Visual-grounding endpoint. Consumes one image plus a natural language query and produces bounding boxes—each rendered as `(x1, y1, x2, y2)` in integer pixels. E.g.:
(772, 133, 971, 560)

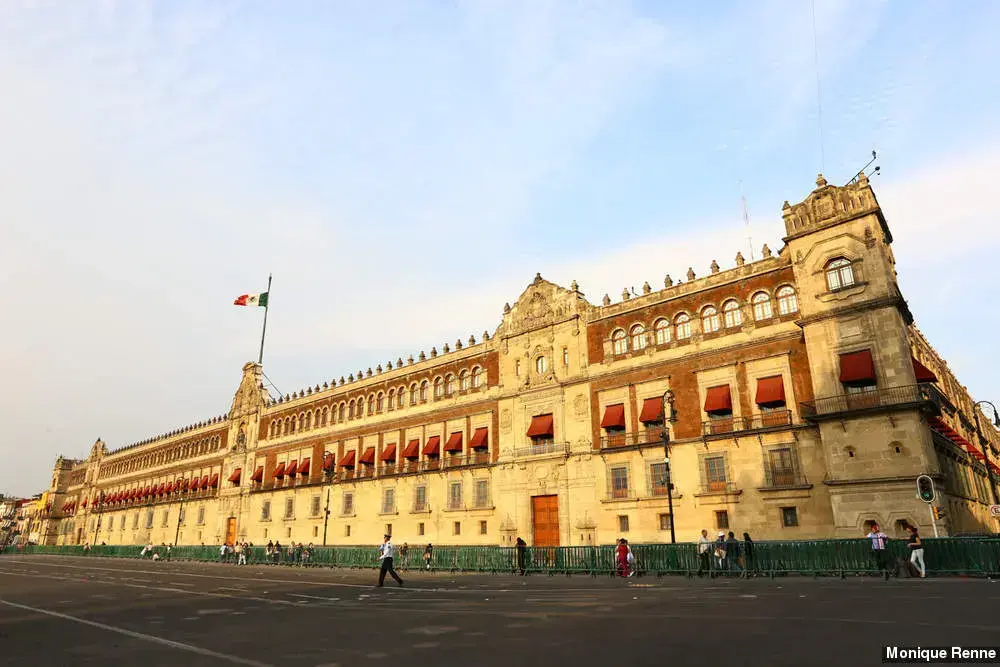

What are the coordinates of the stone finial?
(816, 173, 828, 188)
(533, 272, 543, 284)
(602, 293, 611, 306)
(306, 387, 312, 395)
(762, 243, 772, 258)
(503, 302, 511, 314)
(469, 335, 476, 345)
(710, 260, 720, 274)
(292, 391, 298, 399)
(570, 279, 579, 292)
(408, 355, 415, 365)
(348, 374, 354, 382)
(443, 343, 450, 353)
(339, 376, 345, 385)
(357, 370, 363, 380)
(376, 364, 383, 374)
(622, 288, 630, 301)
(419, 351, 426, 361)
(686, 267, 696, 281)
(483, 331, 490, 341)
(323, 381, 329, 389)
(664, 274, 673, 288)
(315, 384, 320, 391)
(366, 368, 372, 377)
(782, 200, 790, 209)
(385, 361, 392, 371)
(430, 347, 438, 358)
(397, 357, 403, 367)
(455, 338, 462, 350)
(642, 281, 651, 294)
(735, 251, 745, 266)
(283, 394, 290, 401)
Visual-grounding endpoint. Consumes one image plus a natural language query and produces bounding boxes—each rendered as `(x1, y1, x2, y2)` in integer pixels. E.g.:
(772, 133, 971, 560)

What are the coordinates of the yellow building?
(40, 173, 1000, 547)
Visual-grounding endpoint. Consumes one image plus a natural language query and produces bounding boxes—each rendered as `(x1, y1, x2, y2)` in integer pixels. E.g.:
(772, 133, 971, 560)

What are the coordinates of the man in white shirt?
(866, 524, 889, 574)
(377, 534, 404, 587)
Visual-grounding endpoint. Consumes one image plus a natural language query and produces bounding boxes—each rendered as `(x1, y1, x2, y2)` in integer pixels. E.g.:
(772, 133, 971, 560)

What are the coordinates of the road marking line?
(289, 593, 342, 602)
(0, 598, 275, 667)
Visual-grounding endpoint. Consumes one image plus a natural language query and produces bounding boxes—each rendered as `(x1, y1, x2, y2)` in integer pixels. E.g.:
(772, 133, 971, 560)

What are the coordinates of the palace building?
(37, 173, 1000, 548)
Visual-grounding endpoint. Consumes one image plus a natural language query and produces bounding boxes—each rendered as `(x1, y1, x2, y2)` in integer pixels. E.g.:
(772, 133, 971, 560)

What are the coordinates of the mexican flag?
(234, 292, 269, 307)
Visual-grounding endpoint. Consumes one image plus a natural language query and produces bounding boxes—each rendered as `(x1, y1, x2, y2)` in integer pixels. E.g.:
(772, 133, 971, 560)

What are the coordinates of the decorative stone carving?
(455, 339, 462, 350)
(483, 331, 490, 341)
(642, 281, 651, 294)
(348, 374, 354, 382)
(687, 267, 696, 281)
(504, 302, 511, 314)
(762, 243, 772, 258)
(602, 294, 611, 306)
(500, 409, 512, 433)
(397, 358, 404, 367)
(735, 251, 745, 266)
(407, 356, 414, 365)
(710, 260, 720, 274)
(443, 343, 450, 353)
(573, 394, 588, 418)
(621, 288, 630, 301)
(339, 376, 345, 385)
(366, 368, 372, 377)
(469, 335, 476, 346)
(376, 364, 382, 373)
(230, 363, 270, 418)
(570, 280, 579, 292)
(664, 274, 673, 287)
(419, 351, 426, 361)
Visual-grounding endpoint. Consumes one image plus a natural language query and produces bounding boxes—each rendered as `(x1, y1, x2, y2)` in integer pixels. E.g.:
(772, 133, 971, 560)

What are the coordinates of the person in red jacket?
(615, 538, 629, 577)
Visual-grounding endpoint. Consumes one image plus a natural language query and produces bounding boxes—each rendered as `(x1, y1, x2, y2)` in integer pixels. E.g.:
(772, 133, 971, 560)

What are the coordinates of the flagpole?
(258, 274, 272, 366)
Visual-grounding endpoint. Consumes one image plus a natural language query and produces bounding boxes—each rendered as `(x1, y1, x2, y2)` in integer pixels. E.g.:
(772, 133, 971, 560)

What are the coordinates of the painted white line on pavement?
(0, 598, 276, 667)
(288, 593, 342, 602)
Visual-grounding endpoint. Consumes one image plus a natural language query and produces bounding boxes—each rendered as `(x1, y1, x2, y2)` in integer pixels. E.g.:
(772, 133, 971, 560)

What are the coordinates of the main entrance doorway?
(531, 495, 560, 546)
(225, 517, 237, 546)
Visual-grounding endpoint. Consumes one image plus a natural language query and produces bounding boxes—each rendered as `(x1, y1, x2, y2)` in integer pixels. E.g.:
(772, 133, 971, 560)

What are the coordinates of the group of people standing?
(696, 530, 754, 576)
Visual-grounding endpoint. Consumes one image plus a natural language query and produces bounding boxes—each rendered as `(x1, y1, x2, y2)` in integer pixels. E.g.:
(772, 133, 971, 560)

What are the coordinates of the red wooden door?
(225, 517, 237, 546)
(531, 495, 560, 546)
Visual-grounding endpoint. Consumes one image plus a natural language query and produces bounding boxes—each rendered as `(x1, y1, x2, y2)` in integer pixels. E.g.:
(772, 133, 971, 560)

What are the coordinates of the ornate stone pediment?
(501, 273, 593, 336)
(230, 362, 269, 418)
(88, 439, 106, 461)
(782, 172, 883, 240)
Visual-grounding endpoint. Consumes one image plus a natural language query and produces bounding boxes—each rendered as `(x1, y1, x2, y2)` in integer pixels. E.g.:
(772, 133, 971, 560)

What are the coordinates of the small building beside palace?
(36, 173, 1000, 548)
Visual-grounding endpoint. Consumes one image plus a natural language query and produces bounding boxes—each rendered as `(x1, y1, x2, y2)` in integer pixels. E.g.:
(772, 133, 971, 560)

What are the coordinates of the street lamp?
(322, 487, 331, 546)
(661, 389, 679, 544)
(973, 401, 1000, 507)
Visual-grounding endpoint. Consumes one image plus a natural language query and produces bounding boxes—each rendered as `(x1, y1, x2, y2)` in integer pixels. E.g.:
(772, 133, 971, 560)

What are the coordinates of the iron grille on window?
(473, 480, 490, 508)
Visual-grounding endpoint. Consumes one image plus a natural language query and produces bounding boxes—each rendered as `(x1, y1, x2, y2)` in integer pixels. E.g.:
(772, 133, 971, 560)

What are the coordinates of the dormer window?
(826, 258, 856, 291)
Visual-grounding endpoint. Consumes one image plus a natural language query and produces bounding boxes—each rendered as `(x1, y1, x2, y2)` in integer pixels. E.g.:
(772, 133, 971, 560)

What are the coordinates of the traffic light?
(916, 475, 936, 503)
(932, 506, 945, 521)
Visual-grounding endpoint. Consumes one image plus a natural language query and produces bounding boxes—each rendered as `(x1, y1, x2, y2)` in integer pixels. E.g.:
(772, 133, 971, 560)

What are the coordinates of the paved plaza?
(0, 555, 997, 666)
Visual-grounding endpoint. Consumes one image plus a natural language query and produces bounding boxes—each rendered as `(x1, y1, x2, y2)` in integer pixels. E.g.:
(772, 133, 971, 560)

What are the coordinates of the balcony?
(696, 481, 740, 496)
(411, 502, 431, 513)
(599, 429, 664, 451)
(513, 440, 571, 459)
(442, 451, 491, 469)
(800, 384, 933, 421)
(761, 465, 810, 490)
(701, 410, 793, 438)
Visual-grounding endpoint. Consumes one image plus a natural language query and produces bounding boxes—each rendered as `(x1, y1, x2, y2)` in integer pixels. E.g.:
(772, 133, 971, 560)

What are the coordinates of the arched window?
(321, 406, 329, 426)
(826, 258, 855, 291)
(338, 403, 346, 421)
(675, 313, 691, 340)
(702, 306, 720, 333)
(397, 386, 405, 408)
(290, 417, 296, 433)
(723, 300, 742, 328)
(348, 400, 355, 419)
(376, 392, 385, 413)
(434, 377, 444, 398)
(472, 366, 483, 389)
(611, 329, 627, 355)
(630, 324, 647, 351)
(536, 356, 548, 374)
(654, 318, 671, 345)
(304, 412, 312, 430)
(459, 370, 470, 391)
(410, 383, 419, 405)
(776, 286, 798, 315)
(367, 395, 375, 415)
(283, 417, 291, 435)
(387, 390, 395, 410)
(420, 381, 429, 402)
(446, 374, 457, 395)
(752, 292, 772, 321)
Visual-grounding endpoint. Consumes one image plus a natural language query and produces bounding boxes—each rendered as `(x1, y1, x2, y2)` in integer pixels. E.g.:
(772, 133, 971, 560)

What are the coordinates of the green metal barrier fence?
(4, 538, 1000, 578)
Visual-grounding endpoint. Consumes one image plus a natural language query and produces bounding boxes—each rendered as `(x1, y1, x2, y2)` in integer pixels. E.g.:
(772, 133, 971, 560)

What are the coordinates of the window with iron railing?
(473, 480, 490, 508)
(609, 465, 631, 499)
(448, 482, 463, 510)
(341, 493, 354, 516)
(381, 488, 395, 514)
(413, 485, 428, 512)
(648, 462, 669, 497)
(310, 496, 321, 517)
(764, 447, 802, 487)
(700, 454, 731, 493)
(284, 497, 294, 520)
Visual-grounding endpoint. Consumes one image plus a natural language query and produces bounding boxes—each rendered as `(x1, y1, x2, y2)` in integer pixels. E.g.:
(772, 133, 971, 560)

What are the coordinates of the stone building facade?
(38, 174, 1000, 547)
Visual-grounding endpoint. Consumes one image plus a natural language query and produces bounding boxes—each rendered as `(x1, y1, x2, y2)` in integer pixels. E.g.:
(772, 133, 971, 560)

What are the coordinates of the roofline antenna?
(848, 149, 880, 185)
(741, 180, 754, 262)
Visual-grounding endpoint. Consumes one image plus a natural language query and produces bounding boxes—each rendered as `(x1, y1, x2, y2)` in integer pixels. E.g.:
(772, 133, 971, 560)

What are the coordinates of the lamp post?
(661, 389, 679, 544)
(173, 487, 187, 547)
(322, 483, 331, 547)
(973, 401, 1000, 507)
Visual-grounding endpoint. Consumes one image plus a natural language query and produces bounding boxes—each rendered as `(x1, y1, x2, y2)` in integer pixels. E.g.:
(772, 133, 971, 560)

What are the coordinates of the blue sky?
(1, 0, 998, 496)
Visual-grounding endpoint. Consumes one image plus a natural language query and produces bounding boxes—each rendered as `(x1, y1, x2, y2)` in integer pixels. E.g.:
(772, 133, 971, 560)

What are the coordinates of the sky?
(1, 0, 999, 497)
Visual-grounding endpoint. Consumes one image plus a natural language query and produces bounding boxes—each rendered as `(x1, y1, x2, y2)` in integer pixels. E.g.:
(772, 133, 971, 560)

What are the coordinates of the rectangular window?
(658, 513, 671, 531)
(161, 510, 169, 527)
(479, 520, 487, 535)
(768, 448, 796, 487)
(178, 507, 186, 524)
(132, 513, 139, 530)
(342, 493, 354, 516)
(382, 488, 395, 514)
(310, 496, 321, 517)
(715, 510, 729, 530)
(261, 501, 271, 521)
(474, 480, 489, 508)
(345, 524, 351, 537)
(649, 462, 668, 496)
(453, 521, 461, 535)
(145, 511, 153, 529)
(610, 465, 630, 499)
(563, 348, 569, 367)
(286, 527, 292, 539)
(448, 482, 463, 510)
(782, 507, 799, 527)
(385, 523, 392, 536)
(414, 485, 427, 512)
(197, 506, 205, 524)
(704, 455, 728, 491)
(284, 497, 294, 520)
(618, 515, 629, 532)
(418, 522, 425, 536)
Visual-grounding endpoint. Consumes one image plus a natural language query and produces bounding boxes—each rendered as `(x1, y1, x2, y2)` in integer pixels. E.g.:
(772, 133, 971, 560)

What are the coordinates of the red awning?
(527, 414, 554, 437)
(323, 453, 335, 470)
(228, 468, 242, 484)
(423, 436, 441, 456)
(179, 478, 189, 492)
(285, 460, 299, 476)
(444, 432, 464, 452)
(165, 482, 175, 494)
(704, 385, 733, 414)
(638, 398, 663, 423)
(339, 450, 356, 467)
(359, 447, 376, 465)
(157, 484, 167, 496)
(297, 458, 310, 476)
(469, 427, 489, 449)
(144, 485, 153, 497)
(273, 462, 286, 478)
(209, 473, 219, 487)
(380, 444, 397, 462)
(912, 357, 938, 383)
(600, 404, 626, 429)
(402, 439, 420, 459)
(755, 376, 786, 406)
(190, 478, 201, 491)
(81, 498, 88, 508)
(251, 466, 264, 482)
(839, 350, 876, 384)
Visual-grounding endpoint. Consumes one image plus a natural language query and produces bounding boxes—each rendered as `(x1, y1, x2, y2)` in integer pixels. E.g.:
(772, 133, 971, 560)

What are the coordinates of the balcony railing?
(800, 384, 929, 419)
(411, 502, 430, 513)
(600, 430, 664, 450)
(698, 480, 739, 495)
(701, 410, 793, 437)
(442, 451, 491, 468)
(514, 440, 571, 458)
(762, 465, 809, 489)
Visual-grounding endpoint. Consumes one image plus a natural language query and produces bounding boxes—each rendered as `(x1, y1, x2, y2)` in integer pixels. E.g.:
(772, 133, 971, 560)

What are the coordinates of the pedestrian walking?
(742, 532, 755, 575)
(615, 538, 629, 577)
(423, 543, 433, 570)
(907, 525, 926, 578)
(399, 542, 409, 570)
(515, 536, 527, 575)
(866, 523, 889, 574)
(696, 529, 711, 576)
(377, 534, 404, 587)
(726, 531, 742, 575)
